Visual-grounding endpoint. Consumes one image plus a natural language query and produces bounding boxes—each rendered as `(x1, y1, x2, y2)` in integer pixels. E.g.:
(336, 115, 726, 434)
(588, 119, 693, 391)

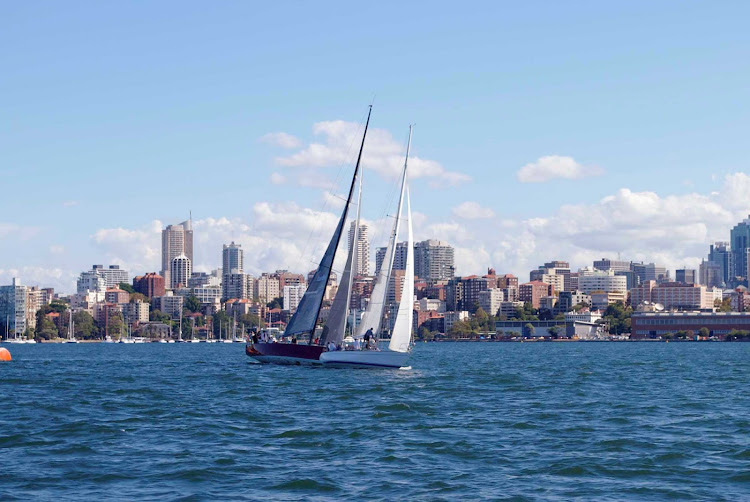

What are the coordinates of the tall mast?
(342, 168, 363, 337)
(309, 106, 372, 342)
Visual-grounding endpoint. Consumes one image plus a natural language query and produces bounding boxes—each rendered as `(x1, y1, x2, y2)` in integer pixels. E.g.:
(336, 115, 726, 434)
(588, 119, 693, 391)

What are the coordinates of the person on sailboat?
(363, 328, 373, 350)
(327, 341, 337, 352)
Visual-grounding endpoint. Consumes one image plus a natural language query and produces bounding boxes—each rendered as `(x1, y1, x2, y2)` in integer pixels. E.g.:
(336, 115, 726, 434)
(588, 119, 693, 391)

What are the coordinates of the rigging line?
(294, 110, 369, 271)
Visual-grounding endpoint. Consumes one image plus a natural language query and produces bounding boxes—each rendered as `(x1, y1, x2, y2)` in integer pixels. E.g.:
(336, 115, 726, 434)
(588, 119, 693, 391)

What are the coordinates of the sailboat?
(246, 109, 415, 368)
(65, 310, 79, 343)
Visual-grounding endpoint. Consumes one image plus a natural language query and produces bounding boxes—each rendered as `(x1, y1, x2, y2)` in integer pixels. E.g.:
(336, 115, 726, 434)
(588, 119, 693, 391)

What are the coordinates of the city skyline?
(3, 3, 750, 292)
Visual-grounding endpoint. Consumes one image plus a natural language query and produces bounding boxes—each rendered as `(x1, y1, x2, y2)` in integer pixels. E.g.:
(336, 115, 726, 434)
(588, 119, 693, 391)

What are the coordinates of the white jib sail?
(356, 127, 411, 339)
(389, 186, 413, 353)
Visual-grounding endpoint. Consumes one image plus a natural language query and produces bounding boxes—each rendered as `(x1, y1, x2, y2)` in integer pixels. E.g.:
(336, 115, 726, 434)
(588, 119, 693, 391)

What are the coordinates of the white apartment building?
(170, 254, 192, 289)
(283, 285, 306, 313)
(123, 300, 150, 325)
(255, 274, 280, 302)
(0, 278, 28, 337)
(578, 267, 628, 294)
(348, 221, 370, 277)
(417, 298, 446, 313)
(478, 288, 504, 316)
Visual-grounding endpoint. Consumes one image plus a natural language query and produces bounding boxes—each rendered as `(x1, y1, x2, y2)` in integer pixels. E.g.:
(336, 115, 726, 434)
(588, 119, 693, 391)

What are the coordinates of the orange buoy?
(0, 348, 11, 361)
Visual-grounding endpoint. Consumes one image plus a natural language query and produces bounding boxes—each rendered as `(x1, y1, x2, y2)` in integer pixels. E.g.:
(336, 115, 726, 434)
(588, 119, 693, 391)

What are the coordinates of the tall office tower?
(348, 221, 370, 276)
(222, 242, 243, 276)
(699, 260, 723, 288)
(730, 216, 750, 281)
(375, 242, 409, 276)
(707, 241, 734, 286)
(170, 254, 192, 289)
(414, 240, 455, 282)
(162, 219, 193, 286)
(593, 258, 631, 273)
(631, 262, 669, 284)
(675, 269, 697, 285)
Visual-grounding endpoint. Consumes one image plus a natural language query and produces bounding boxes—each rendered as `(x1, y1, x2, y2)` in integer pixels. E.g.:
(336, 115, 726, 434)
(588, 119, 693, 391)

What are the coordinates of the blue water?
(1, 342, 749, 501)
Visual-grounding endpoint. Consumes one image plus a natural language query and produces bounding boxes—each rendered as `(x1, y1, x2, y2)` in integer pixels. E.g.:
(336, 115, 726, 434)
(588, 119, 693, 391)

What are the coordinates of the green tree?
(184, 295, 201, 313)
(699, 327, 710, 338)
(37, 315, 58, 339)
(266, 296, 283, 310)
(524, 323, 536, 337)
(130, 292, 148, 303)
(150, 309, 171, 322)
(107, 311, 125, 340)
(119, 282, 136, 294)
(448, 320, 472, 338)
(48, 299, 68, 313)
(73, 311, 96, 339)
(547, 325, 561, 339)
(715, 298, 732, 312)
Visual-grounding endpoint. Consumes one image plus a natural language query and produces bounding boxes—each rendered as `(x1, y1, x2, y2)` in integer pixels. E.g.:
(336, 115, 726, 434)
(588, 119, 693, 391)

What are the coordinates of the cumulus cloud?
(260, 132, 302, 149)
(79, 172, 750, 293)
(271, 120, 470, 186)
(0, 266, 77, 292)
(517, 155, 603, 183)
(269, 172, 286, 185)
(452, 201, 496, 219)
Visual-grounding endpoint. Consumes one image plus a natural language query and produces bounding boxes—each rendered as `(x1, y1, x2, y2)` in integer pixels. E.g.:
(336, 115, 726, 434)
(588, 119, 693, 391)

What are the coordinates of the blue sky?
(3, 1, 750, 292)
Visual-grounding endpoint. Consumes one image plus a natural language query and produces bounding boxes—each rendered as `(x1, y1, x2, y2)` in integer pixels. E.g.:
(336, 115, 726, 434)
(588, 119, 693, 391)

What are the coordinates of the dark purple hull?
(246, 342, 325, 365)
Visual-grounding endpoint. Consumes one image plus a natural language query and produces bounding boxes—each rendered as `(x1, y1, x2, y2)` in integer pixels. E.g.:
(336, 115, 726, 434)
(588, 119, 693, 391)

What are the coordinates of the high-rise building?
(631, 262, 669, 284)
(222, 242, 243, 276)
(730, 216, 750, 281)
(170, 254, 192, 289)
(133, 273, 166, 298)
(414, 240, 455, 282)
(593, 258, 631, 273)
(375, 242, 409, 276)
(255, 274, 280, 302)
(675, 269, 697, 285)
(162, 219, 193, 286)
(699, 260, 723, 289)
(283, 285, 307, 313)
(707, 241, 734, 286)
(223, 272, 252, 301)
(0, 278, 28, 337)
(348, 221, 370, 277)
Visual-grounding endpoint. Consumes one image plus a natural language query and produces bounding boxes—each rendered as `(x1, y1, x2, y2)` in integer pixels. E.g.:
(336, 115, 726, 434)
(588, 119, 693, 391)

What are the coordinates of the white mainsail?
(356, 127, 411, 339)
(388, 186, 413, 353)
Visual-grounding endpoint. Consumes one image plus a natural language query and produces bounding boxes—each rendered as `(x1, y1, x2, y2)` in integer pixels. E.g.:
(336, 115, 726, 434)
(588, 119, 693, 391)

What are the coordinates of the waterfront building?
(161, 219, 193, 286)
(631, 311, 750, 338)
(414, 239, 455, 282)
(460, 275, 492, 312)
(494, 319, 601, 339)
(132, 273, 166, 298)
(348, 221, 370, 276)
(539, 296, 558, 312)
(444, 310, 469, 332)
(564, 310, 602, 323)
(591, 291, 626, 310)
(222, 242, 243, 277)
(123, 299, 149, 325)
(0, 278, 28, 337)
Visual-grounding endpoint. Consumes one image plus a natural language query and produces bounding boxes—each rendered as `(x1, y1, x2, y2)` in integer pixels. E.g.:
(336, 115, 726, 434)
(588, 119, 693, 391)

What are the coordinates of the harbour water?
(1, 342, 749, 500)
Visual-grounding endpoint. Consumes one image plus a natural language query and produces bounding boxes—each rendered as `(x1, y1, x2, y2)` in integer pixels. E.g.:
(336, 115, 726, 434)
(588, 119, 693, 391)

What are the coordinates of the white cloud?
(0, 223, 39, 241)
(452, 201, 496, 219)
(517, 155, 603, 183)
(269, 172, 286, 185)
(62, 200, 79, 207)
(260, 132, 302, 149)
(0, 266, 77, 293)
(49, 245, 65, 255)
(271, 120, 470, 187)
(80, 172, 750, 293)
